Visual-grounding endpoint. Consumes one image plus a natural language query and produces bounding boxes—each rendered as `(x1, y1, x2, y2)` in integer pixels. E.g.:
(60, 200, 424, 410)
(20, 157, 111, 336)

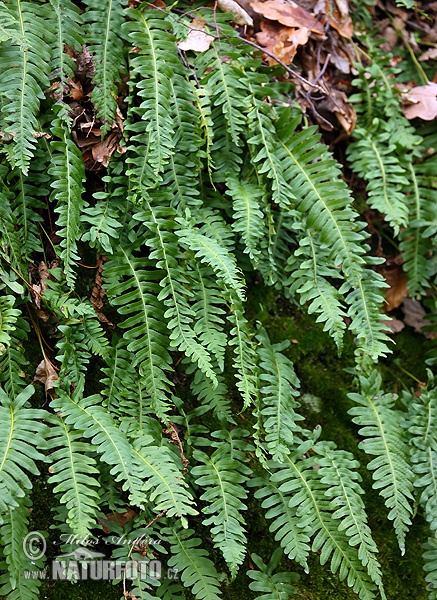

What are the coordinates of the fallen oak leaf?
(403, 82, 437, 121)
(34, 357, 59, 393)
(255, 20, 309, 65)
(178, 18, 215, 52)
(217, 0, 253, 26)
(251, 0, 324, 35)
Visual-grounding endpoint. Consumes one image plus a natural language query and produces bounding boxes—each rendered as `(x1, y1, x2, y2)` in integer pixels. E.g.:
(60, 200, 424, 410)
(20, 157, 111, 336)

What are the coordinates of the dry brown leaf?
(217, 0, 253, 25)
(67, 78, 83, 101)
(383, 265, 409, 312)
(403, 82, 437, 121)
(178, 18, 215, 52)
(402, 299, 437, 339)
(255, 19, 309, 65)
(328, 0, 353, 38)
(420, 47, 437, 62)
(98, 508, 138, 533)
(91, 132, 121, 167)
(34, 357, 59, 393)
(383, 318, 405, 334)
(251, 0, 324, 34)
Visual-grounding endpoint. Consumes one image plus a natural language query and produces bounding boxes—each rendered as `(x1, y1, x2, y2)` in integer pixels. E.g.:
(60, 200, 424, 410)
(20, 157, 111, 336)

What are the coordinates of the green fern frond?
(405, 381, 437, 533)
(50, 389, 146, 508)
(247, 548, 299, 600)
(0, 295, 20, 350)
(0, 385, 47, 518)
(271, 445, 378, 600)
(286, 231, 347, 351)
(47, 414, 100, 537)
(226, 176, 265, 265)
(134, 202, 217, 385)
(0, 496, 44, 600)
(0, 0, 54, 173)
(423, 536, 437, 600)
(348, 371, 415, 554)
(49, 118, 86, 287)
(83, 0, 125, 135)
(131, 434, 197, 526)
(315, 443, 385, 595)
(162, 524, 222, 600)
(0, 315, 28, 399)
(251, 473, 311, 572)
(347, 129, 409, 234)
(49, 0, 82, 94)
(104, 240, 174, 420)
(192, 438, 248, 577)
(256, 326, 302, 462)
(124, 9, 177, 177)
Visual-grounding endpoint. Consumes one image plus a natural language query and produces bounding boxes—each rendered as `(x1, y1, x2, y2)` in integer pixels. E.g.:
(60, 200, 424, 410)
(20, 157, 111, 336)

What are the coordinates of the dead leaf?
(402, 299, 437, 339)
(419, 47, 437, 62)
(383, 264, 409, 312)
(251, 0, 324, 35)
(98, 508, 138, 533)
(178, 18, 215, 53)
(90, 255, 114, 326)
(91, 132, 121, 167)
(255, 19, 309, 65)
(217, 0, 254, 26)
(34, 357, 59, 393)
(383, 318, 405, 334)
(403, 82, 437, 121)
(67, 78, 83, 101)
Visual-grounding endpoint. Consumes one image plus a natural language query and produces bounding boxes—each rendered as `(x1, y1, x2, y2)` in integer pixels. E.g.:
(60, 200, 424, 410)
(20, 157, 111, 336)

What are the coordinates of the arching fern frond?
(83, 0, 125, 135)
(348, 371, 415, 554)
(162, 524, 222, 600)
(0, 0, 54, 173)
(247, 548, 299, 600)
(192, 437, 249, 577)
(0, 385, 47, 519)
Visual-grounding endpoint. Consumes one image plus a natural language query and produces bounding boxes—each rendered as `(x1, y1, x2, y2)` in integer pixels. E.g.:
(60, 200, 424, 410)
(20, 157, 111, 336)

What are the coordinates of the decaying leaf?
(251, 0, 324, 35)
(178, 18, 215, 52)
(402, 298, 437, 339)
(91, 255, 114, 326)
(403, 82, 437, 121)
(383, 318, 405, 334)
(255, 19, 309, 65)
(34, 357, 59, 393)
(383, 264, 409, 312)
(98, 508, 138, 533)
(217, 0, 253, 26)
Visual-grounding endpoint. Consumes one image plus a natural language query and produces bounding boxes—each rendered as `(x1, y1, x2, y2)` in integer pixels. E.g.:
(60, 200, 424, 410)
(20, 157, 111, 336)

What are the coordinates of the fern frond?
(347, 128, 409, 234)
(271, 447, 378, 599)
(192, 437, 248, 577)
(124, 9, 177, 177)
(134, 202, 217, 384)
(0, 295, 20, 350)
(315, 443, 385, 595)
(131, 434, 197, 526)
(405, 381, 437, 533)
(348, 371, 415, 554)
(0, 496, 44, 600)
(0, 315, 28, 399)
(49, 118, 86, 287)
(256, 326, 302, 462)
(286, 230, 347, 352)
(251, 473, 311, 572)
(247, 548, 299, 600)
(50, 389, 146, 508)
(423, 536, 437, 600)
(188, 364, 232, 424)
(226, 176, 265, 265)
(49, 0, 82, 95)
(0, 0, 54, 173)
(163, 524, 222, 600)
(177, 215, 246, 302)
(47, 414, 100, 537)
(0, 385, 47, 518)
(104, 240, 174, 420)
(83, 0, 125, 135)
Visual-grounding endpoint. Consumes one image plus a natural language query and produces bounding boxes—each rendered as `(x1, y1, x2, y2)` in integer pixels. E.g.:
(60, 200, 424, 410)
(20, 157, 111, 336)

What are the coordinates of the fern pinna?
(0, 2, 436, 600)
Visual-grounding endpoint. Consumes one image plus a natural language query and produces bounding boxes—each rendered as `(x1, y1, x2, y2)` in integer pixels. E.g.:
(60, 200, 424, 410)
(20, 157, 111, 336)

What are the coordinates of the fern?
(348, 371, 415, 554)
(192, 436, 248, 577)
(0, 385, 47, 518)
(0, 0, 54, 173)
(247, 548, 299, 600)
(162, 525, 222, 600)
(83, 0, 125, 134)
